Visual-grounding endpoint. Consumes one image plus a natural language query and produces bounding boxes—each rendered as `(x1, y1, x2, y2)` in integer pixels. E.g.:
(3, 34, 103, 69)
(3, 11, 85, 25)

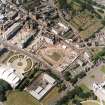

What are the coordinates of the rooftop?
(27, 73, 56, 100)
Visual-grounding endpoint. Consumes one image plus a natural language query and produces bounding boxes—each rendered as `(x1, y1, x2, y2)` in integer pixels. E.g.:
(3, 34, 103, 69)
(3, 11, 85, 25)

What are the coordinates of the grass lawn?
(79, 19, 103, 39)
(81, 100, 100, 105)
(90, 75, 95, 79)
(5, 90, 41, 105)
(91, 47, 103, 55)
(48, 52, 61, 61)
(70, 9, 103, 39)
(41, 87, 60, 105)
(79, 84, 90, 93)
(100, 65, 105, 73)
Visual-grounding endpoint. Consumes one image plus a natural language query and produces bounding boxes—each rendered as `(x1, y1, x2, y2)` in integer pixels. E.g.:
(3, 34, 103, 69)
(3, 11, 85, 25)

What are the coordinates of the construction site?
(10, 21, 37, 48)
(37, 43, 78, 72)
(0, 0, 96, 105)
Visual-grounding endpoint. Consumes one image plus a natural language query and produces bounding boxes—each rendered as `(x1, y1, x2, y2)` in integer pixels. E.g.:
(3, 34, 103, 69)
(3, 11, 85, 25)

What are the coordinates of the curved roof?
(0, 64, 22, 88)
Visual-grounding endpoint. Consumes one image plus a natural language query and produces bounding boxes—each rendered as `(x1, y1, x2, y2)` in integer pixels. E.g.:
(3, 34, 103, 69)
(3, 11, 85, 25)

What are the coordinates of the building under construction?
(2, 22, 22, 40)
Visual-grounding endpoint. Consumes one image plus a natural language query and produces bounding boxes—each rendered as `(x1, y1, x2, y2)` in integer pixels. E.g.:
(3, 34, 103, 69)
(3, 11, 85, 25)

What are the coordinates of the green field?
(79, 84, 90, 93)
(5, 88, 60, 105)
(91, 47, 103, 55)
(100, 65, 105, 73)
(70, 10, 103, 39)
(41, 87, 60, 105)
(5, 90, 40, 105)
(82, 100, 100, 105)
(48, 52, 62, 61)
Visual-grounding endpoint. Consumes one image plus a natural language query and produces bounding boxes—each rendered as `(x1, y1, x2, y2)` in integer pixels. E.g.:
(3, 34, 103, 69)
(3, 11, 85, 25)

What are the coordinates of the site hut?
(52, 22, 69, 35)
(2, 22, 22, 40)
(0, 14, 5, 23)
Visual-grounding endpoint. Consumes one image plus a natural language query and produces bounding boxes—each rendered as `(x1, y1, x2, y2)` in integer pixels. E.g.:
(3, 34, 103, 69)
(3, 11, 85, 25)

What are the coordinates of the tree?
(72, 99, 82, 105)
(0, 80, 12, 91)
(70, 77, 78, 85)
(78, 72, 86, 79)
(0, 80, 12, 102)
(102, 20, 105, 25)
(64, 71, 71, 81)
(0, 92, 6, 102)
(93, 48, 105, 63)
(64, 71, 71, 77)
(98, 9, 104, 13)
(58, 84, 66, 92)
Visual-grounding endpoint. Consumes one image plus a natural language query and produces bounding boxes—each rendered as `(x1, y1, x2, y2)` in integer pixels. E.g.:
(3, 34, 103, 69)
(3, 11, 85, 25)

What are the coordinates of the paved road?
(0, 36, 54, 70)
(2, 41, 53, 68)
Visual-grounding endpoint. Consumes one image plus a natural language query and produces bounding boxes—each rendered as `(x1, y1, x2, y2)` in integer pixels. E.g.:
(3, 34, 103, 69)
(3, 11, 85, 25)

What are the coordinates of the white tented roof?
(0, 64, 22, 88)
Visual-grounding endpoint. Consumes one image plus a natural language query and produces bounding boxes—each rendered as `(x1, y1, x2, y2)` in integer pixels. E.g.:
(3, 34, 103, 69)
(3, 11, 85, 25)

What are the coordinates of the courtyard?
(7, 54, 33, 74)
